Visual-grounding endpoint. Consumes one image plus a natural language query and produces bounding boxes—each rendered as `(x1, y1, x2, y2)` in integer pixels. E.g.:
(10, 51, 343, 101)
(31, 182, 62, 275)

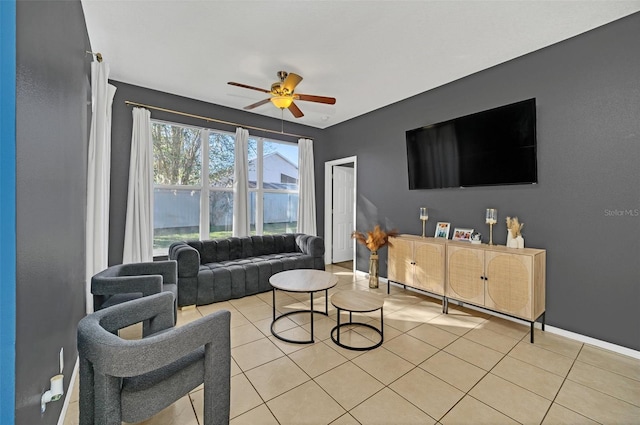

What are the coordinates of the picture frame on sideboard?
(434, 222, 451, 239)
(452, 228, 474, 242)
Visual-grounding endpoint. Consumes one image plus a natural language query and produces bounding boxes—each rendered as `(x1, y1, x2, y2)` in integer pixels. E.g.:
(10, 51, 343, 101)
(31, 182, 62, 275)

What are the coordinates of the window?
(207, 131, 235, 240)
(248, 138, 299, 235)
(152, 121, 298, 255)
(152, 123, 202, 255)
(281, 174, 297, 184)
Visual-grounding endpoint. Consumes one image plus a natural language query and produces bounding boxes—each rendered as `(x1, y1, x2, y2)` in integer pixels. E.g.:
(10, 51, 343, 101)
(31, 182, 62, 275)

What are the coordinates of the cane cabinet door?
(484, 251, 533, 320)
(447, 245, 485, 305)
(413, 241, 445, 295)
(388, 237, 413, 285)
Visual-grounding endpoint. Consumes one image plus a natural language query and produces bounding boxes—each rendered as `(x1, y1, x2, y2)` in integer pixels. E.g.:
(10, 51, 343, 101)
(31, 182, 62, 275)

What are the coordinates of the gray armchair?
(91, 260, 178, 332)
(77, 292, 231, 425)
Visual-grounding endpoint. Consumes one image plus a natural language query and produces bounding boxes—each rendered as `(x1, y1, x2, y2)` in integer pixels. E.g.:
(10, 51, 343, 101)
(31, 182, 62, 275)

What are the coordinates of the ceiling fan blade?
(282, 73, 303, 93)
(244, 98, 271, 110)
(295, 93, 336, 105)
(228, 82, 270, 94)
(288, 102, 304, 118)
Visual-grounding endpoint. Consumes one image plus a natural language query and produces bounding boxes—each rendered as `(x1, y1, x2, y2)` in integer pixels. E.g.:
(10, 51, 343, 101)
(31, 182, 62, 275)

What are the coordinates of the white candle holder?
(486, 208, 497, 245)
(420, 207, 429, 238)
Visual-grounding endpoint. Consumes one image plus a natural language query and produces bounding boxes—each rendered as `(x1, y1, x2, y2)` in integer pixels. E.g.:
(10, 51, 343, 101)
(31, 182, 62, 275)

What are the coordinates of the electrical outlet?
(59, 348, 64, 374)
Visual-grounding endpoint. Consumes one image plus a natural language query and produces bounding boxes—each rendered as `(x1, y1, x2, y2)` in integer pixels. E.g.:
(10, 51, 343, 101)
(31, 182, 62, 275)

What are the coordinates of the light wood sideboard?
(388, 235, 447, 308)
(388, 234, 546, 342)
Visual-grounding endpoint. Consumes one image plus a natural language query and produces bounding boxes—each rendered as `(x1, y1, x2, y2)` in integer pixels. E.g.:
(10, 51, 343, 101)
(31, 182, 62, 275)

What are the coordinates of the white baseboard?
(380, 280, 640, 360)
(57, 357, 78, 425)
(544, 325, 640, 360)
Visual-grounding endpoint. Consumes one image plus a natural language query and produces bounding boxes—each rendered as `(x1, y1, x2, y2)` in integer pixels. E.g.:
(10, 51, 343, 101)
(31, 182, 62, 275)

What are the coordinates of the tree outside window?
(152, 124, 202, 253)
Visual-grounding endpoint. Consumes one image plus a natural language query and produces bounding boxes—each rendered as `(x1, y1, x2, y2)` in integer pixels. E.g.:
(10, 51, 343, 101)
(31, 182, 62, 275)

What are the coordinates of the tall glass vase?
(369, 251, 379, 289)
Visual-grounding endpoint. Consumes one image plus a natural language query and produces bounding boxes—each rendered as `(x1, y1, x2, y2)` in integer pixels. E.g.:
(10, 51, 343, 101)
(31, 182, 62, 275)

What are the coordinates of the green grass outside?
(153, 222, 297, 250)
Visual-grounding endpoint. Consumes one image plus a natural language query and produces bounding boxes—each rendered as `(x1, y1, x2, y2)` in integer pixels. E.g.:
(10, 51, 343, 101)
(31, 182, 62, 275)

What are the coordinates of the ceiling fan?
(228, 71, 336, 118)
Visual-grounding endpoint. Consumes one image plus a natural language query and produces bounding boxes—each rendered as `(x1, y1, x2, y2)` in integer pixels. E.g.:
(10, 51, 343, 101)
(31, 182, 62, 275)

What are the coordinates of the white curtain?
(297, 138, 317, 235)
(85, 61, 117, 314)
(232, 127, 250, 236)
(123, 107, 154, 263)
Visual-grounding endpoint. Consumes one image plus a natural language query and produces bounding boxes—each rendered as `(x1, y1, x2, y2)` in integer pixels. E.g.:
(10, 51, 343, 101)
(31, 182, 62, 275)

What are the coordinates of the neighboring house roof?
(263, 182, 297, 190)
(248, 152, 298, 170)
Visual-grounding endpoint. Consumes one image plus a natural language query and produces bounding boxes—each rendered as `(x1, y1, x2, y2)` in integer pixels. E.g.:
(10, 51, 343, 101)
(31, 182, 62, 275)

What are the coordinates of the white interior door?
(332, 165, 354, 263)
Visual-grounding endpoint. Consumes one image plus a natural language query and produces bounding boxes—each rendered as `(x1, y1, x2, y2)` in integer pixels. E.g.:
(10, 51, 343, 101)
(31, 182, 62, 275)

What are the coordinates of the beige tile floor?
(63, 264, 640, 425)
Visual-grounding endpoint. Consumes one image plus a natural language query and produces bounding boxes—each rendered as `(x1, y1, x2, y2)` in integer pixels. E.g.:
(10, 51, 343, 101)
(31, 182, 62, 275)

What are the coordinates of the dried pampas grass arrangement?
(351, 225, 399, 252)
(506, 216, 524, 237)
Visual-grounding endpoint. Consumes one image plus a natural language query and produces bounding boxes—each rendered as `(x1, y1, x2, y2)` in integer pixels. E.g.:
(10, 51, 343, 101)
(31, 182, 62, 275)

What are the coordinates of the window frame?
(151, 119, 299, 255)
(248, 137, 299, 235)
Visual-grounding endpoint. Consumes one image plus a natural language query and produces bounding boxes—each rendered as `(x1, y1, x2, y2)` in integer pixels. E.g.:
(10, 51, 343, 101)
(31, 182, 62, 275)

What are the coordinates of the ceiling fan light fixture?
(270, 96, 293, 109)
(229, 72, 334, 118)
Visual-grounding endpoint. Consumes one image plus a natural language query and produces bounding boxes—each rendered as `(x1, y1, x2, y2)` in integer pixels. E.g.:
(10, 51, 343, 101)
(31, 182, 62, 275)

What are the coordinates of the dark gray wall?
(15, 0, 90, 422)
(108, 81, 325, 264)
(323, 13, 640, 350)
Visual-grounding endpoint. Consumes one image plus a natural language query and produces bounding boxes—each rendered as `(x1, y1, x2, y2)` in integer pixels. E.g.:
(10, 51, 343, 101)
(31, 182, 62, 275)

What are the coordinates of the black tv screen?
(406, 98, 537, 189)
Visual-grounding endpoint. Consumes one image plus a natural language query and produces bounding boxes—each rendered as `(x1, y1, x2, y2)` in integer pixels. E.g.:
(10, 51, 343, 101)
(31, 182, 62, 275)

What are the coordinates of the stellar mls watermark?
(604, 208, 639, 217)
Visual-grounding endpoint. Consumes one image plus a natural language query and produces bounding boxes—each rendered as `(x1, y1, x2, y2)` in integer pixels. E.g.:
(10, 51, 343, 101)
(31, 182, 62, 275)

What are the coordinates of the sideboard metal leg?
(530, 321, 535, 343)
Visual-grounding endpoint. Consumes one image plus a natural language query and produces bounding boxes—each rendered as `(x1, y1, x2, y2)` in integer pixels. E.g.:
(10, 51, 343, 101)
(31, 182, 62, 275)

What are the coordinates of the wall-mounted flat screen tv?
(406, 98, 537, 189)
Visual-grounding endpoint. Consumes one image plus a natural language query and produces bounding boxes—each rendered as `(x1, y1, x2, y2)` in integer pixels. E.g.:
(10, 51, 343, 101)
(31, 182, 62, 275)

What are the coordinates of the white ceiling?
(82, 1, 640, 129)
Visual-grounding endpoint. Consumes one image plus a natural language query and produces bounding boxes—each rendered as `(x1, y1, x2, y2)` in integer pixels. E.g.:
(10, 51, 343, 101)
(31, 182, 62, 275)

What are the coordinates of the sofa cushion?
(229, 238, 243, 260)
(262, 236, 275, 255)
(201, 253, 306, 270)
(241, 237, 254, 258)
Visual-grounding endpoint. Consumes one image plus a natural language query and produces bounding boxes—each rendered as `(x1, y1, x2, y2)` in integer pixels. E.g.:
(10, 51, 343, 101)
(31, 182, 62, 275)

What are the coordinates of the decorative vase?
(516, 235, 525, 249)
(368, 251, 379, 289)
(507, 230, 518, 248)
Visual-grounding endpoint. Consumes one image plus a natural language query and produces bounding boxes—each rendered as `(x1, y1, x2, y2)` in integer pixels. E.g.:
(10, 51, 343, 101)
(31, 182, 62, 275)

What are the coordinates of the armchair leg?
(204, 320, 231, 425)
(78, 357, 94, 425)
(93, 374, 122, 425)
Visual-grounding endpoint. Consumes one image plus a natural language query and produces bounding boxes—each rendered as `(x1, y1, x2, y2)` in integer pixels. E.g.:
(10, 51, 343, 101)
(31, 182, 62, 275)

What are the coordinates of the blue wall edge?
(0, 0, 17, 424)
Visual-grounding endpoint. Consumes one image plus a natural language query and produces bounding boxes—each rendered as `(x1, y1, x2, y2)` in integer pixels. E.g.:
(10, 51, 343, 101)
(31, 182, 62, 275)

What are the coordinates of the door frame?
(324, 156, 357, 271)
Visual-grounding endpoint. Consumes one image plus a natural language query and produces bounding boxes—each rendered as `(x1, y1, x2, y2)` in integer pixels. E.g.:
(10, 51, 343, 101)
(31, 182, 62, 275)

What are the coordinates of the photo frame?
(434, 222, 451, 239)
(452, 228, 474, 242)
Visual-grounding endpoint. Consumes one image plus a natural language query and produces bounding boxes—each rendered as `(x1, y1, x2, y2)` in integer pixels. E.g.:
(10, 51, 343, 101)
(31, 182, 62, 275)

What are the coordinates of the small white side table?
(330, 290, 385, 351)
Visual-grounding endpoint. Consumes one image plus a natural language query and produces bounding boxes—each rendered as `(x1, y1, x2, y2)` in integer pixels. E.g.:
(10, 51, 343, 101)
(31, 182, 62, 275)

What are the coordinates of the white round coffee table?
(270, 269, 338, 344)
(330, 290, 385, 351)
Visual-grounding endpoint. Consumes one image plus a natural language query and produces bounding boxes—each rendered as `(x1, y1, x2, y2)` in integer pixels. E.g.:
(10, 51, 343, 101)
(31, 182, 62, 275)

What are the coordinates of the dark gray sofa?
(168, 233, 325, 306)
